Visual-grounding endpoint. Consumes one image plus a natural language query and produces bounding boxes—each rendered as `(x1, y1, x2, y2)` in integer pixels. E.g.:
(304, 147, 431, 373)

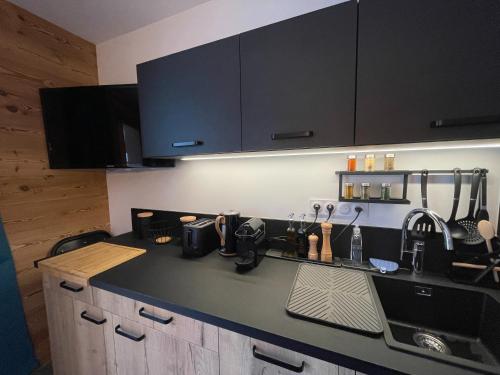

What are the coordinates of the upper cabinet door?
(137, 36, 241, 157)
(356, 0, 500, 145)
(240, 1, 357, 151)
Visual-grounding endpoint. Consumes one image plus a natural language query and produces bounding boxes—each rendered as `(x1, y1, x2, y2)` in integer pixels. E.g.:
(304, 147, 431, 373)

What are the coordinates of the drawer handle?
(252, 345, 305, 373)
(430, 115, 500, 128)
(172, 141, 203, 147)
(114, 325, 145, 342)
(271, 131, 313, 140)
(139, 307, 173, 325)
(80, 311, 107, 325)
(59, 281, 83, 293)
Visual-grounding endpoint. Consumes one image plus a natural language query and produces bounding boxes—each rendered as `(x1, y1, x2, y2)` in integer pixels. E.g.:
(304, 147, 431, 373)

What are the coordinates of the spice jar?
(384, 153, 395, 171)
(381, 183, 391, 200)
(344, 182, 354, 199)
(364, 154, 375, 171)
(360, 183, 371, 200)
(347, 155, 357, 172)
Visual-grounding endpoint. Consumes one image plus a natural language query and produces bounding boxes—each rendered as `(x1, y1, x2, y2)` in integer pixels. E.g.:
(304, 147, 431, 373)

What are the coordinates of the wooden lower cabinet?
(44, 277, 364, 375)
(109, 314, 219, 375)
(93, 287, 219, 353)
(219, 328, 365, 375)
(44, 275, 110, 375)
(73, 300, 109, 375)
(44, 282, 78, 375)
(44, 275, 219, 375)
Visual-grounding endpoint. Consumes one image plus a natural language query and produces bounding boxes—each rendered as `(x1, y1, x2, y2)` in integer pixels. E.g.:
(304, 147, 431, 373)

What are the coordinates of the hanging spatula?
(446, 168, 468, 240)
(411, 170, 436, 239)
(457, 168, 483, 245)
(475, 169, 489, 223)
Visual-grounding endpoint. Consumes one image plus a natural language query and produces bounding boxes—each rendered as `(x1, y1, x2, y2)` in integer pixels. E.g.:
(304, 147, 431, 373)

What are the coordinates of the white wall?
(106, 146, 500, 234)
(97, 0, 346, 84)
(98, 0, 500, 235)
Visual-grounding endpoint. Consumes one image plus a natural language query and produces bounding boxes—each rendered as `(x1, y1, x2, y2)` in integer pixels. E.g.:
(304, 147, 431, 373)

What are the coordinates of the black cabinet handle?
(430, 115, 500, 128)
(138, 307, 173, 325)
(271, 131, 313, 140)
(172, 141, 203, 147)
(252, 345, 305, 373)
(114, 325, 145, 342)
(80, 311, 107, 325)
(59, 281, 83, 293)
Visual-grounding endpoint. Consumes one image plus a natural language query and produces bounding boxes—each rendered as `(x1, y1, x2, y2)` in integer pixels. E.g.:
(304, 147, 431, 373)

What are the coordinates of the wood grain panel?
(39, 243, 145, 286)
(0, 0, 108, 364)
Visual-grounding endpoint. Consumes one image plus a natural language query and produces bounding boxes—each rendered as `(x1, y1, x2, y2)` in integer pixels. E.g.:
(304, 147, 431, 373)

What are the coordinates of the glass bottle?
(350, 225, 363, 266)
(381, 183, 391, 200)
(360, 183, 371, 200)
(344, 182, 354, 199)
(347, 155, 357, 172)
(384, 153, 395, 171)
(364, 154, 375, 171)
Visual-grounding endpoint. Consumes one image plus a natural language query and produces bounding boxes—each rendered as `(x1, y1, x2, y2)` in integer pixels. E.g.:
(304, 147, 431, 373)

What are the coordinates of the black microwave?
(40, 84, 158, 169)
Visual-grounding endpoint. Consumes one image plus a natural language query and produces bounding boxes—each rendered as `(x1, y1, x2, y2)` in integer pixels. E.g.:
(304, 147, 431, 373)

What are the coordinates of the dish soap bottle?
(351, 225, 363, 266)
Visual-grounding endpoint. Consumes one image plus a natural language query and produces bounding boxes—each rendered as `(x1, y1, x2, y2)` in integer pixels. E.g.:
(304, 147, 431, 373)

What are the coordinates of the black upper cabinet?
(240, 1, 357, 151)
(356, 0, 500, 145)
(137, 36, 241, 157)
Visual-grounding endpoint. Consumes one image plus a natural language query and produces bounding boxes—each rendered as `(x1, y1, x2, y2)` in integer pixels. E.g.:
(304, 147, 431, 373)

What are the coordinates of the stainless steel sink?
(372, 275, 500, 374)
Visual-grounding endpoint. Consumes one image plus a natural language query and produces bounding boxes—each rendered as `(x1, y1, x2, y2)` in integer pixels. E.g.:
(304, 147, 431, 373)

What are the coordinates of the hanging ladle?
(446, 168, 468, 240)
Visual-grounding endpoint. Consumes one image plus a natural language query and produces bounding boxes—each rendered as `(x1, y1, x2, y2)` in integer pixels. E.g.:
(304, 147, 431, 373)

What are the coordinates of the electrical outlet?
(309, 200, 322, 216)
(335, 201, 369, 219)
(309, 199, 369, 220)
(309, 198, 336, 218)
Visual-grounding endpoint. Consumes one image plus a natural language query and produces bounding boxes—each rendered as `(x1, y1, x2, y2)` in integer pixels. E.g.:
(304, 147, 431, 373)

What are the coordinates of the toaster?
(182, 218, 219, 257)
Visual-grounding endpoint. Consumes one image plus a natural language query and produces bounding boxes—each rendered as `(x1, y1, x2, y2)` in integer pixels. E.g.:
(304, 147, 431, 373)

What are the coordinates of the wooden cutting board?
(38, 242, 146, 286)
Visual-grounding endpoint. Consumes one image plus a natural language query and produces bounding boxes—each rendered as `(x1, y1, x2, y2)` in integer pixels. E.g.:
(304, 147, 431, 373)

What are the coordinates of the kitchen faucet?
(400, 208, 454, 274)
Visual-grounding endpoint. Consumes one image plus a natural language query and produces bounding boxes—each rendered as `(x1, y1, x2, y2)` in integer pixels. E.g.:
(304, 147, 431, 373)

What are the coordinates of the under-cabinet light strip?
(180, 139, 500, 161)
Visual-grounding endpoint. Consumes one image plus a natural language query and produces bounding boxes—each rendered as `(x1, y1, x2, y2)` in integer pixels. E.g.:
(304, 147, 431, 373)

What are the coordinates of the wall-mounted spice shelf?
(335, 170, 412, 205)
(339, 197, 411, 205)
(335, 169, 489, 205)
(336, 170, 413, 176)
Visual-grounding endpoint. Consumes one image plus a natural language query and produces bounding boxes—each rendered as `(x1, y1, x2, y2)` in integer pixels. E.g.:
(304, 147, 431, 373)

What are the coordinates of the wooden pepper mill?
(307, 234, 319, 260)
(320, 222, 333, 263)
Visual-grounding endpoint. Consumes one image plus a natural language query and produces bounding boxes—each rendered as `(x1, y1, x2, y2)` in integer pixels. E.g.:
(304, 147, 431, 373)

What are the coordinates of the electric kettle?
(215, 210, 240, 256)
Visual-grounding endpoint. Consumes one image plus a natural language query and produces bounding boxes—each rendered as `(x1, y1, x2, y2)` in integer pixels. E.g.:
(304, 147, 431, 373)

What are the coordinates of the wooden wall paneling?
(0, 0, 109, 364)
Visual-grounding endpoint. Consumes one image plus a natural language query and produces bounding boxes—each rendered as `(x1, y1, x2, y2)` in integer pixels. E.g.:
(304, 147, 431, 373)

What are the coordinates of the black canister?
(136, 211, 153, 239)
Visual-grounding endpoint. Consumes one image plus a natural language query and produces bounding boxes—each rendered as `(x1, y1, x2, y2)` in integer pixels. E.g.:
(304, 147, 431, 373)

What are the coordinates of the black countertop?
(91, 233, 498, 375)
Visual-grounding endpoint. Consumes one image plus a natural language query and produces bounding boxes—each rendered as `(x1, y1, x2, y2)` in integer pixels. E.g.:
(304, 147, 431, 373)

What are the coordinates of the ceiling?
(9, 0, 212, 43)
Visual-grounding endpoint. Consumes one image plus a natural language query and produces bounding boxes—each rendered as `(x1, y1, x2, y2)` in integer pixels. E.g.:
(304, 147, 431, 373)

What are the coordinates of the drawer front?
(94, 287, 218, 352)
(151, 305, 218, 353)
(111, 315, 148, 375)
(45, 273, 93, 304)
(220, 328, 340, 375)
(93, 287, 153, 326)
(109, 314, 219, 375)
(72, 300, 109, 375)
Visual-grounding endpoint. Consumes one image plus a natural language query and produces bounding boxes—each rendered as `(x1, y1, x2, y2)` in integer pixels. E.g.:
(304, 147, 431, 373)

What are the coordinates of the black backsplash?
(130, 208, 490, 277)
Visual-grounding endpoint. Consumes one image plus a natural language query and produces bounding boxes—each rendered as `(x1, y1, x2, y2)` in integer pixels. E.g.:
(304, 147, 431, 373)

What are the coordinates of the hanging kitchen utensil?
(473, 259, 500, 284)
(475, 169, 489, 223)
(457, 168, 483, 245)
(477, 220, 499, 283)
(446, 168, 468, 240)
(411, 170, 436, 239)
